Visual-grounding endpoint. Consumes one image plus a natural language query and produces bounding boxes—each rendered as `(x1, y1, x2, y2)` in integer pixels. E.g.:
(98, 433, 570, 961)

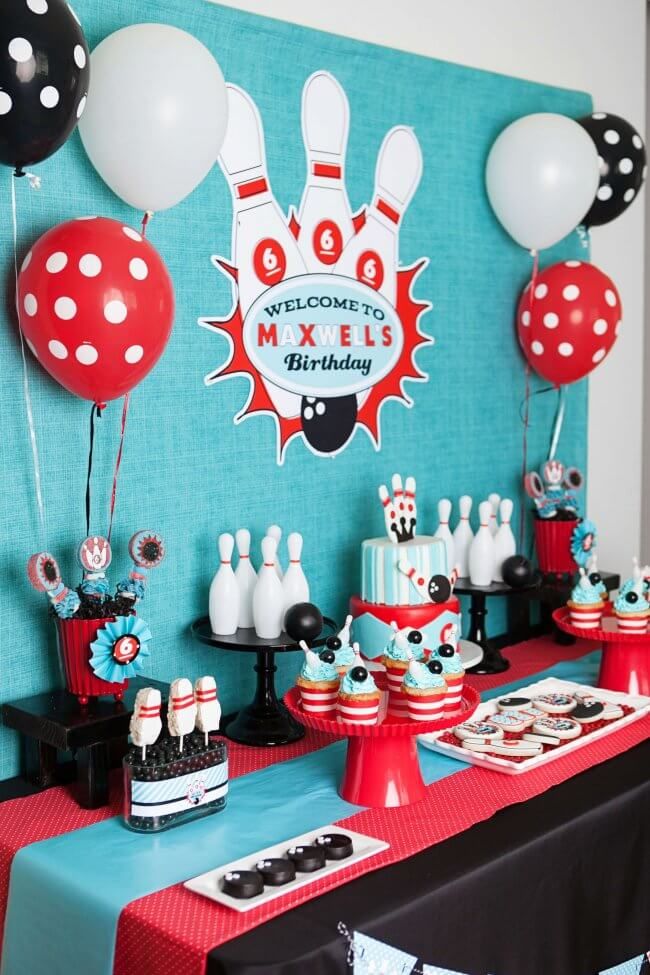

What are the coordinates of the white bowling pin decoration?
(209, 533, 240, 635)
(235, 528, 257, 628)
(434, 499, 455, 576)
(297, 71, 355, 272)
(488, 493, 501, 536)
(452, 495, 473, 578)
(168, 678, 197, 754)
(338, 614, 353, 645)
(335, 126, 423, 306)
(282, 532, 310, 614)
(266, 524, 284, 579)
(195, 676, 222, 746)
(253, 536, 285, 639)
(493, 498, 516, 582)
(468, 500, 496, 586)
(217, 84, 305, 419)
(130, 687, 162, 761)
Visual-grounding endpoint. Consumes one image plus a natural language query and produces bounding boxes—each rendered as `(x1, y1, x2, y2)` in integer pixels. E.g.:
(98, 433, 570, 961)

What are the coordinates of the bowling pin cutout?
(130, 687, 162, 761)
(235, 528, 257, 628)
(168, 678, 197, 754)
(493, 498, 516, 582)
(267, 524, 284, 579)
(253, 535, 285, 639)
(282, 532, 310, 614)
(434, 499, 455, 576)
(218, 84, 305, 418)
(488, 493, 501, 536)
(209, 533, 240, 635)
(468, 501, 496, 586)
(195, 676, 222, 746)
(297, 71, 354, 272)
(335, 126, 423, 306)
(452, 495, 473, 578)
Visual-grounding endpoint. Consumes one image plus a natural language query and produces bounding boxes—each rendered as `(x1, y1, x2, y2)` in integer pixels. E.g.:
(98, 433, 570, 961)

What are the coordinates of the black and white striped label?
(130, 761, 228, 818)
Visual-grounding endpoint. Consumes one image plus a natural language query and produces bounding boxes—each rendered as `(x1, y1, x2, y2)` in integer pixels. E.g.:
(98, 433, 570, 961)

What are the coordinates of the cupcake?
(382, 623, 424, 717)
(296, 640, 340, 715)
(566, 568, 604, 629)
(402, 658, 447, 722)
(586, 554, 608, 603)
(618, 557, 643, 598)
(614, 580, 650, 634)
(324, 614, 356, 677)
(435, 642, 465, 714)
(337, 645, 381, 725)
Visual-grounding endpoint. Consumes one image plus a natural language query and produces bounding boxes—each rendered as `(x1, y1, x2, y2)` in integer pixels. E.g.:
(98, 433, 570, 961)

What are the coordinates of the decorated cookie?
(255, 858, 296, 886)
(522, 731, 561, 746)
(496, 696, 532, 712)
(572, 699, 605, 723)
(601, 702, 624, 720)
(489, 711, 528, 732)
(222, 870, 264, 899)
(463, 738, 543, 757)
(533, 693, 576, 714)
(287, 845, 326, 872)
(454, 720, 504, 742)
(532, 716, 581, 740)
(315, 833, 354, 860)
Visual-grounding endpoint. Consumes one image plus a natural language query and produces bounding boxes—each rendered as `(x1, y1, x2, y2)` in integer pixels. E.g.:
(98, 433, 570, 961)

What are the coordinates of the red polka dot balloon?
(517, 259, 621, 386)
(17, 216, 174, 404)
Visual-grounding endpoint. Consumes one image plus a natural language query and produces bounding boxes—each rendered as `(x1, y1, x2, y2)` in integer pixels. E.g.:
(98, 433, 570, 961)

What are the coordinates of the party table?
(0, 636, 648, 975)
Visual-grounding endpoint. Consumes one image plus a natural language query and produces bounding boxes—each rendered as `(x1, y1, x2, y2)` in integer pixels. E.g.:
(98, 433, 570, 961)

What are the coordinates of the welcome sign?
(200, 72, 432, 463)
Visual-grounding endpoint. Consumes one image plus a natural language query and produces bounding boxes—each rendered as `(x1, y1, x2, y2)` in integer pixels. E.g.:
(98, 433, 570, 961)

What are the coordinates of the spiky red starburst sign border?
(199, 257, 433, 463)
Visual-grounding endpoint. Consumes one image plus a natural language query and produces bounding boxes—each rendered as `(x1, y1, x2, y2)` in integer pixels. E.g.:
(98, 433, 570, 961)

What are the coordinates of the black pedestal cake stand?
(454, 578, 540, 675)
(190, 618, 337, 747)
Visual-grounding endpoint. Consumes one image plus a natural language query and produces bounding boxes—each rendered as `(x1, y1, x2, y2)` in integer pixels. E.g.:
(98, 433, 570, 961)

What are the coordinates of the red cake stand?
(284, 685, 479, 808)
(553, 606, 650, 695)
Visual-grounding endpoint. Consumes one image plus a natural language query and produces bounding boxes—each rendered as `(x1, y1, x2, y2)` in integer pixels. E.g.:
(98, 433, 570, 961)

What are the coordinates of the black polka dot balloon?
(578, 112, 646, 228)
(0, 0, 89, 171)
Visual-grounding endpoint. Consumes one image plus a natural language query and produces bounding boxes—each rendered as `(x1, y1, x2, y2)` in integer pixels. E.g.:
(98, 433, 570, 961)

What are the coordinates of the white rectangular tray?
(184, 824, 389, 912)
(419, 677, 650, 775)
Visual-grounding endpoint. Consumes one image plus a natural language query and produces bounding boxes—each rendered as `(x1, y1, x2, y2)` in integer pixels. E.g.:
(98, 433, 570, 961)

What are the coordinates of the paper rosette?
(89, 615, 152, 683)
(570, 519, 597, 568)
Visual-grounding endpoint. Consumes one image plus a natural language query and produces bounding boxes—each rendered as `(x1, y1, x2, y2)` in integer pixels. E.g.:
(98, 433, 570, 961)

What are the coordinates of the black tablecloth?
(208, 740, 650, 975)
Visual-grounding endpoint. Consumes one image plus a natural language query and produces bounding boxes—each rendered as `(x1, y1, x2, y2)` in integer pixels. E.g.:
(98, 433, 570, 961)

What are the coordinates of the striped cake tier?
(361, 535, 448, 606)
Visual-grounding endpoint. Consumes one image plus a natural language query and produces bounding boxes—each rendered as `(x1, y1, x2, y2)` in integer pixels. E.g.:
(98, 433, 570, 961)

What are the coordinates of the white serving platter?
(418, 677, 650, 775)
(184, 824, 389, 912)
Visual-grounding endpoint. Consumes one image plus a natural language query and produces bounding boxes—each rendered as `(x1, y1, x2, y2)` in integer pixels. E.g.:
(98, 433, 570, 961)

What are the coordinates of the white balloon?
(79, 24, 228, 212)
(486, 113, 600, 251)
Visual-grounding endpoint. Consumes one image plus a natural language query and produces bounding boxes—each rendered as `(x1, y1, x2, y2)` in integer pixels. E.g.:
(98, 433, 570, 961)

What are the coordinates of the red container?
(534, 518, 577, 574)
(55, 616, 128, 705)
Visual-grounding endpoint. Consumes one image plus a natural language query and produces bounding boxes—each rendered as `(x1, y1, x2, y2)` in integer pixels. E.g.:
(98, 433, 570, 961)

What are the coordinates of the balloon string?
(11, 173, 46, 548)
(85, 403, 100, 536)
(548, 385, 566, 462)
(107, 394, 130, 543)
(141, 211, 153, 238)
(518, 249, 539, 551)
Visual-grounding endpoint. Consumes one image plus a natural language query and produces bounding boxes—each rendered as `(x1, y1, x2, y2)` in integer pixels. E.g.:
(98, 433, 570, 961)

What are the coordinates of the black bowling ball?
(437, 643, 455, 658)
(284, 602, 324, 643)
(326, 635, 342, 651)
(502, 555, 535, 589)
(427, 659, 443, 675)
(349, 666, 368, 682)
(319, 649, 336, 664)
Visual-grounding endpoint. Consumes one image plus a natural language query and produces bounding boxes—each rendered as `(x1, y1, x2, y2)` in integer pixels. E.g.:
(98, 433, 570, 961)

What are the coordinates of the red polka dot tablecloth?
(1, 637, 647, 975)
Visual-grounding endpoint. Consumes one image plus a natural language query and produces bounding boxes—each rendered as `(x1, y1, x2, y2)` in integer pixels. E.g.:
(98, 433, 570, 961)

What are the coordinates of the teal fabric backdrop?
(0, 0, 590, 780)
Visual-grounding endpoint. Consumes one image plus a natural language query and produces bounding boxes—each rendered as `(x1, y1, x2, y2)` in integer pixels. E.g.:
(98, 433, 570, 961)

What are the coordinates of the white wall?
(213, 0, 647, 573)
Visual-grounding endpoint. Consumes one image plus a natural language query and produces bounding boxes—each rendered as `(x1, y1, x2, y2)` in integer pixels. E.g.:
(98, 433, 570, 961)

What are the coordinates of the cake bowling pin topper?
(335, 126, 423, 306)
(390, 621, 424, 655)
(377, 473, 417, 542)
(453, 495, 473, 578)
(338, 613, 353, 646)
(117, 530, 165, 604)
(195, 676, 222, 746)
(253, 535, 285, 639)
(297, 72, 354, 272)
(234, 529, 257, 628)
(282, 532, 310, 614)
(130, 687, 162, 760)
(168, 678, 197, 753)
(266, 525, 284, 579)
(468, 500, 496, 586)
(493, 499, 516, 582)
(209, 533, 240, 636)
(27, 552, 80, 619)
(78, 535, 112, 600)
(487, 493, 501, 536)
(434, 499, 455, 576)
(397, 558, 452, 604)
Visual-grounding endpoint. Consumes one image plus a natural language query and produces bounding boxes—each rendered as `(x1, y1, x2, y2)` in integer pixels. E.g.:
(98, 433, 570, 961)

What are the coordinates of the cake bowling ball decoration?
(284, 602, 324, 643)
(502, 555, 535, 589)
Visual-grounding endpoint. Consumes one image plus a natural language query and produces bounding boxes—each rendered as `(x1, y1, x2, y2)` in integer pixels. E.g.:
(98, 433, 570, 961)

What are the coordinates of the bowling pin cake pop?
(168, 678, 197, 753)
(195, 676, 222, 746)
(130, 687, 162, 760)
(27, 552, 80, 619)
(78, 535, 112, 601)
(117, 530, 165, 604)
